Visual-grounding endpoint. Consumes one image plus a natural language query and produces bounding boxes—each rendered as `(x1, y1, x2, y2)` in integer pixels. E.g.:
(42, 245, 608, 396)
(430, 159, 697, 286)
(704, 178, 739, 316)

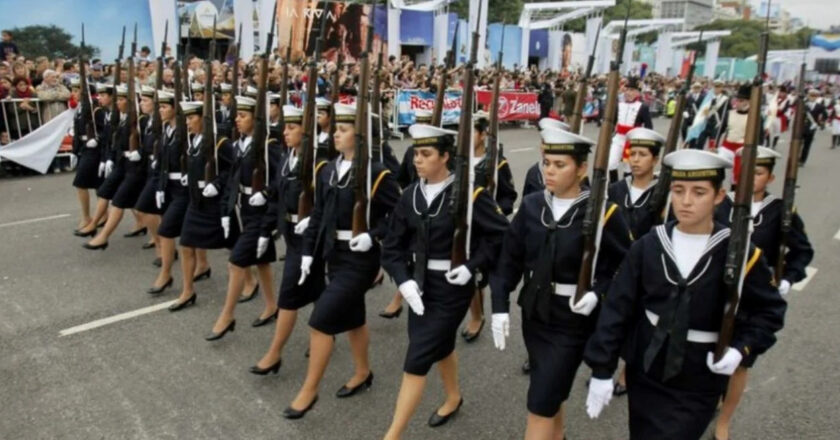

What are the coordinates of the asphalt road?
(1, 118, 838, 440)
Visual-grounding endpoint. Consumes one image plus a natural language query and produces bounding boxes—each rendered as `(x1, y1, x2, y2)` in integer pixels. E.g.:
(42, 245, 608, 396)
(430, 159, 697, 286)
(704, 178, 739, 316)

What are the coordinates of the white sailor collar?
(539, 189, 589, 228)
(412, 174, 455, 217)
(654, 222, 731, 285)
(623, 175, 658, 208)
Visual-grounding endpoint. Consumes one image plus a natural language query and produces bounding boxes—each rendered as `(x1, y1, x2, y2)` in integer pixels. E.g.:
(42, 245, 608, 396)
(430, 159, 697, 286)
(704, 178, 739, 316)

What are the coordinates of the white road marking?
(834, 228, 840, 240)
(59, 300, 177, 337)
(792, 266, 818, 292)
(0, 213, 70, 229)
(509, 147, 534, 153)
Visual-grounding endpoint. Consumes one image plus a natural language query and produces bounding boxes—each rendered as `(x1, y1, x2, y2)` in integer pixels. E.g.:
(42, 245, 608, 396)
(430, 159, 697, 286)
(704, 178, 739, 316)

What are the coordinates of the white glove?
(569, 291, 599, 316)
(706, 348, 744, 376)
(349, 233, 373, 252)
(202, 183, 219, 198)
(248, 191, 267, 207)
(151, 159, 157, 170)
(294, 216, 310, 235)
(257, 236, 270, 259)
(298, 255, 313, 285)
(180, 174, 188, 186)
(127, 150, 141, 162)
(444, 265, 472, 286)
(69, 153, 78, 170)
(398, 280, 424, 316)
(682, 111, 690, 119)
(586, 377, 614, 419)
(86, 138, 98, 148)
(221, 216, 231, 239)
(778, 279, 791, 297)
(98, 161, 105, 177)
(104, 160, 114, 177)
(155, 191, 165, 209)
(491, 313, 510, 351)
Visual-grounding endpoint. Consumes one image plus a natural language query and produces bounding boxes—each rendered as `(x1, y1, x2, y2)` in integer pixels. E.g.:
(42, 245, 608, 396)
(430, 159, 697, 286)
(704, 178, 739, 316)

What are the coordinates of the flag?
(0, 109, 74, 174)
(686, 93, 713, 143)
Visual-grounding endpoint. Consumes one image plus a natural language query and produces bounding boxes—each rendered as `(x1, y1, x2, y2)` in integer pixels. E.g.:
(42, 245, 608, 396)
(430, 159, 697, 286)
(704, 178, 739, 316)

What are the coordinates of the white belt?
(427, 259, 451, 272)
(645, 310, 719, 344)
(553, 284, 576, 297)
(122, 151, 133, 158)
(336, 230, 353, 241)
(197, 180, 207, 189)
(168, 172, 183, 180)
(286, 214, 299, 223)
(239, 184, 253, 195)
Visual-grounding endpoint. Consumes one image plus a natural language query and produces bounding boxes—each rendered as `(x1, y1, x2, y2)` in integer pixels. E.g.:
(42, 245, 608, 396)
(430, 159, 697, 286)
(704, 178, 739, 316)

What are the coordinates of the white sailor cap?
(333, 103, 356, 123)
(95, 83, 114, 94)
(627, 127, 666, 154)
(408, 123, 457, 152)
(316, 97, 332, 110)
(538, 118, 570, 132)
(219, 83, 233, 93)
(190, 82, 203, 92)
(157, 89, 175, 105)
(115, 84, 129, 97)
(735, 146, 782, 168)
(414, 109, 433, 124)
(283, 105, 303, 124)
(663, 150, 732, 181)
(140, 85, 156, 98)
(268, 93, 282, 104)
(236, 96, 257, 112)
(179, 100, 203, 117)
(713, 79, 725, 86)
(540, 127, 594, 156)
(243, 86, 259, 98)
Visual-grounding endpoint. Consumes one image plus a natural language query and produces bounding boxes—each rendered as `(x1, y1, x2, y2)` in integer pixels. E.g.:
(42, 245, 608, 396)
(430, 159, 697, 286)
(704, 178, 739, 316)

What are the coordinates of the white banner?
(235, 0, 255, 61)
(148, 0, 178, 58)
(0, 109, 74, 174)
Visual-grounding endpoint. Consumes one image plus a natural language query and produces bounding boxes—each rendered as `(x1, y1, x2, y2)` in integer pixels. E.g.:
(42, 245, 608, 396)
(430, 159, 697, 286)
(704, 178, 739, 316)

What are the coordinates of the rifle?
(715, 3, 772, 362)
(371, 49, 384, 162)
(183, 30, 192, 100)
(485, 25, 505, 197)
(569, 23, 600, 134)
(351, 1, 375, 237)
(109, 26, 126, 159)
(78, 24, 97, 143)
(328, 51, 343, 160)
(127, 23, 140, 153)
(432, 19, 459, 127)
(204, 16, 218, 184)
(449, 0, 481, 268)
(231, 23, 242, 141)
(251, 2, 277, 195)
(150, 21, 167, 162)
(775, 47, 808, 282)
(572, 6, 630, 305)
(173, 53, 187, 179)
(278, 27, 293, 146)
(297, 5, 330, 219)
(648, 31, 704, 222)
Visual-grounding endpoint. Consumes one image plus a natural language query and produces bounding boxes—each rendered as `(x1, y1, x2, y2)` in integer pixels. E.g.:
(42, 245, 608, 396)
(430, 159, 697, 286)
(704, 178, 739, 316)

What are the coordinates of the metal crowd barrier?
(0, 98, 73, 174)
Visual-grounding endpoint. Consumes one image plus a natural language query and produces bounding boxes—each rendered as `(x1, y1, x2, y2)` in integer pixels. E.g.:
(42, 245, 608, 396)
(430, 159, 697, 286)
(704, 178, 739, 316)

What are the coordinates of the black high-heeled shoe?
(336, 372, 374, 398)
(461, 318, 485, 343)
(82, 241, 108, 250)
(252, 309, 278, 327)
(147, 277, 173, 294)
(168, 293, 196, 312)
(205, 319, 236, 341)
(237, 284, 260, 303)
(193, 268, 212, 282)
(249, 358, 282, 375)
(378, 306, 403, 319)
(282, 395, 318, 420)
(74, 229, 96, 237)
(428, 398, 463, 427)
(124, 227, 148, 237)
(142, 242, 156, 249)
(152, 251, 178, 267)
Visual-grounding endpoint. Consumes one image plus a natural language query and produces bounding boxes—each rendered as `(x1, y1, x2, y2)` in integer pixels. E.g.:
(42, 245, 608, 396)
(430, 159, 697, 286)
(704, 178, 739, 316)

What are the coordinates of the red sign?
(475, 90, 541, 122)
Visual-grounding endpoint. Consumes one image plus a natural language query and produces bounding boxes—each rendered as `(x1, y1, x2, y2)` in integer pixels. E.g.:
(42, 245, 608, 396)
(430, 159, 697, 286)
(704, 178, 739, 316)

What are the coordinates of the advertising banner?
(475, 90, 540, 122)
(396, 89, 462, 126)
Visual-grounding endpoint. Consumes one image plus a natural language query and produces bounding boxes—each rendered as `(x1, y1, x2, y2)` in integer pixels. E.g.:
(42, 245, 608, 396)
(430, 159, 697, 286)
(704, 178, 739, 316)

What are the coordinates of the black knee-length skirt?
(72, 149, 102, 189)
(134, 173, 162, 214)
(308, 247, 378, 335)
(95, 164, 125, 200)
(403, 270, 473, 376)
(228, 202, 276, 267)
(111, 167, 146, 209)
(179, 195, 238, 249)
(277, 232, 325, 310)
(157, 183, 189, 239)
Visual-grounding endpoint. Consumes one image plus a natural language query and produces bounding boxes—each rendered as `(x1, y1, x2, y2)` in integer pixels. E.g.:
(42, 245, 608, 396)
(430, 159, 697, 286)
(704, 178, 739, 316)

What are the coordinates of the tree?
(694, 20, 815, 58)
(449, 0, 524, 25)
(8, 25, 99, 60)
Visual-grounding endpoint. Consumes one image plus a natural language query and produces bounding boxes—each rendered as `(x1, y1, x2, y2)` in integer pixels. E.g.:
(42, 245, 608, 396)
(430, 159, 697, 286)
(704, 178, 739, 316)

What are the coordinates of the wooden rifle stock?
(569, 23, 600, 134)
(203, 17, 218, 183)
(78, 24, 96, 142)
(151, 21, 167, 159)
(352, 1, 375, 237)
(250, 2, 277, 194)
(231, 24, 242, 141)
(432, 20, 458, 127)
(127, 24, 140, 153)
(109, 26, 126, 155)
(485, 51, 503, 196)
(328, 52, 343, 160)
